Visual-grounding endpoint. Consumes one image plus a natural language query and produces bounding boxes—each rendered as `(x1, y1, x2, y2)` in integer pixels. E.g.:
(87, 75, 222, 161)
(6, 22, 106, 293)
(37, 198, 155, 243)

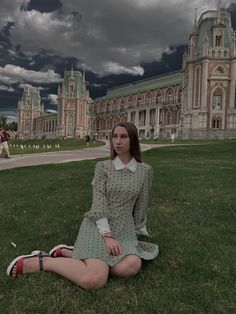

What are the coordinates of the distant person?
(171, 132, 175, 143)
(0, 128, 10, 158)
(85, 134, 90, 146)
(92, 135, 96, 144)
(7, 122, 159, 289)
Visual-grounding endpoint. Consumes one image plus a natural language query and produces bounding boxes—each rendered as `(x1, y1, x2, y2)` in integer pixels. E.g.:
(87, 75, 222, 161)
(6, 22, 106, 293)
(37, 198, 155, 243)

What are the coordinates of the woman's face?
(112, 126, 131, 157)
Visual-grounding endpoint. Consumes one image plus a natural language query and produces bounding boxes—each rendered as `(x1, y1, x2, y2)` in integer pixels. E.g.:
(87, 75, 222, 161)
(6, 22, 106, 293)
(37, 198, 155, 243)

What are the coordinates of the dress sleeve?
(84, 162, 110, 223)
(133, 165, 153, 235)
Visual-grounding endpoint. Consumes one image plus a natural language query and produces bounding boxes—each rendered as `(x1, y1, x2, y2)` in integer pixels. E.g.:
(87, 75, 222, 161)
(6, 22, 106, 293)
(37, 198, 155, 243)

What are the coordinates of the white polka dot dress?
(72, 160, 159, 266)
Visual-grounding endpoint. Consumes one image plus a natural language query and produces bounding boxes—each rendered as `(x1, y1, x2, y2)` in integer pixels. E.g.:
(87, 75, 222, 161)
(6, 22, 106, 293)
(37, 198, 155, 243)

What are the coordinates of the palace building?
(18, 8, 236, 140)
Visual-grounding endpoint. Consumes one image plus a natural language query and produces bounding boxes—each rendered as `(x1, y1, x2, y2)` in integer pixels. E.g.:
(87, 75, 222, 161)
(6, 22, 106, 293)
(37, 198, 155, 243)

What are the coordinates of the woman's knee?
(80, 271, 108, 289)
(111, 255, 142, 278)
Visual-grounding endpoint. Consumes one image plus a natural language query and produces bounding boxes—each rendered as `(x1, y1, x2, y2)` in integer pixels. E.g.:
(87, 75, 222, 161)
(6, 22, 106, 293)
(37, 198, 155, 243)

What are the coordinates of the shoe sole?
(49, 244, 74, 257)
(7, 251, 42, 276)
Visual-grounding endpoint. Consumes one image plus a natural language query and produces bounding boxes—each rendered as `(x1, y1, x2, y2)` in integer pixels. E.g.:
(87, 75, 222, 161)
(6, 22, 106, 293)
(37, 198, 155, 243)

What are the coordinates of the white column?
(127, 111, 131, 121)
(201, 60, 208, 109)
(135, 110, 139, 127)
(187, 64, 194, 110)
(229, 60, 236, 109)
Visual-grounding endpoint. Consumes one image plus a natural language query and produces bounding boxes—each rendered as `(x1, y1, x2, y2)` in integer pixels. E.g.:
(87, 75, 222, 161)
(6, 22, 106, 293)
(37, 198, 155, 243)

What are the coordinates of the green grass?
(4, 138, 104, 156)
(1, 141, 236, 313)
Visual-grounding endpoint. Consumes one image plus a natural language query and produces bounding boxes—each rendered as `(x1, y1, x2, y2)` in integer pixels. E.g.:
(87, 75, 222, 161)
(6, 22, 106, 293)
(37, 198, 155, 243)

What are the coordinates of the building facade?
(18, 69, 91, 139)
(18, 9, 236, 140)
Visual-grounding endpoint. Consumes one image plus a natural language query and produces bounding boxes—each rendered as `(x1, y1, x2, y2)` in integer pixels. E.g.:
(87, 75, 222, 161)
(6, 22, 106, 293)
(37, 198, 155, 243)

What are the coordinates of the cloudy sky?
(0, 0, 236, 120)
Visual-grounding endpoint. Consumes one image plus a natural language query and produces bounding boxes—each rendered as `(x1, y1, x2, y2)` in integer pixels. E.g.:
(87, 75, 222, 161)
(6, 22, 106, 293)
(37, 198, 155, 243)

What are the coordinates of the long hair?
(110, 121, 142, 162)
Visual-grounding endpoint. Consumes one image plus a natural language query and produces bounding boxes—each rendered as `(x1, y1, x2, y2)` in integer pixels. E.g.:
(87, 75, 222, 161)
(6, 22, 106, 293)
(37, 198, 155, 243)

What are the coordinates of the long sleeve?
(133, 165, 153, 235)
(84, 162, 110, 223)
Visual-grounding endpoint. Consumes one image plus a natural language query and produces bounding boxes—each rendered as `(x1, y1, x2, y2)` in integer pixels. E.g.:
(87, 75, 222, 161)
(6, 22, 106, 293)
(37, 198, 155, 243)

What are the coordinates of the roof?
(94, 71, 183, 102)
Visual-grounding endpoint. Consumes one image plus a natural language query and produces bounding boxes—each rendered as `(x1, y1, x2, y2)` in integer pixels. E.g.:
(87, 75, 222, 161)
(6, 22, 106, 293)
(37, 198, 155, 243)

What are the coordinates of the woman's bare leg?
(110, 255, 142, 278)
(12, 256, 109, 289)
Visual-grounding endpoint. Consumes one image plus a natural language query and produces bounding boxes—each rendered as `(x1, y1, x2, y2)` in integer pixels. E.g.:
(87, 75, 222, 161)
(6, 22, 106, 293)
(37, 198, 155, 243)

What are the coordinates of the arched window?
(156, 90, 162, 105)
(127, 96, 133, 109)
(120, 99, 125, 111)
(166, 112, 172, 125)
(106, 103, 110, 114)
(212, 117, 221, 129)
(215, 35, 222, 46)
(212, 88, 222, 110)
(137, 95, 142, 107)
(145, 92, 153, 106)
(214, 66, 225, 75)
(67, 114, 74, 136)
(166, 89, 174, 105)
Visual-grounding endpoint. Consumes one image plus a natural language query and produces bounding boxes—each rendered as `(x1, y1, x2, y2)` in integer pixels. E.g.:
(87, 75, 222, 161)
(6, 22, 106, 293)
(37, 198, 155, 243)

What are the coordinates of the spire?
(82, 69, 85, 82)
(217, 0, 221, 23)
(192, 8, 198, 34)
(71, 64, 74, 76)
(228, 7, 232, 26)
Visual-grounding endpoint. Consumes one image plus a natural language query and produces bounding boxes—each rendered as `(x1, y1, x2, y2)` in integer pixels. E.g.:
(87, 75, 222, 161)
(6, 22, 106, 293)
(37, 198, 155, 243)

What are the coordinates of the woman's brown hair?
(110, 121, 142, 162)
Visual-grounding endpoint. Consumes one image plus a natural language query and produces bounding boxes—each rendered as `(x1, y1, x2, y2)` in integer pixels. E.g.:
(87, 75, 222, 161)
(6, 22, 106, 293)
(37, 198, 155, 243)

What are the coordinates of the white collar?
(112, 156, 137, 172)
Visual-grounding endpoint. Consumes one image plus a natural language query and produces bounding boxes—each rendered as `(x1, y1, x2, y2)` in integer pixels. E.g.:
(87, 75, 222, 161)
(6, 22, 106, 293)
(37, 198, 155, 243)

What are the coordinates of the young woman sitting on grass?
(7, 122, 159, 289)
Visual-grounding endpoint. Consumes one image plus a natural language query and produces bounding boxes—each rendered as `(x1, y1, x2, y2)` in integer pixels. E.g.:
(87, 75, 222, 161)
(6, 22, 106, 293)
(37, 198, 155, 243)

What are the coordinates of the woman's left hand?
(104, 237, 122, 256)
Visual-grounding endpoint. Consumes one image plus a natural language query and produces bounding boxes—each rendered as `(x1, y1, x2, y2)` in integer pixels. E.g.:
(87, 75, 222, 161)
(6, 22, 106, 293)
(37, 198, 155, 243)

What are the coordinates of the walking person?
(0, 128, 10, 158)
(85, 133, 90, 146)
(7, 122, 158, 289)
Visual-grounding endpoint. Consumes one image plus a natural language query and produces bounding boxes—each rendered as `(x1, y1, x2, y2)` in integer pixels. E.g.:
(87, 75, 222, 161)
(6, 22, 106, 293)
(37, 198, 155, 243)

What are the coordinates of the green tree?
(7, 121, 18, 131)
(0, 115, 7, 128)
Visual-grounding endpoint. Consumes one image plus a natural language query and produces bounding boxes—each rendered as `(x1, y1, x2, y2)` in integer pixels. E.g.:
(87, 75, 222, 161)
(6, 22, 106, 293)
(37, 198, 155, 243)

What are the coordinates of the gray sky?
(0, 0, 235, 119)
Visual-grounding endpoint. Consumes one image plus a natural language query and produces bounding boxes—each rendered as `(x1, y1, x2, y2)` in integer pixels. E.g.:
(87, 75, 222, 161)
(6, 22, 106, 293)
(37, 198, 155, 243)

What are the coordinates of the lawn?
(4, 138, 104, 156)
(1, 141, 235, 314)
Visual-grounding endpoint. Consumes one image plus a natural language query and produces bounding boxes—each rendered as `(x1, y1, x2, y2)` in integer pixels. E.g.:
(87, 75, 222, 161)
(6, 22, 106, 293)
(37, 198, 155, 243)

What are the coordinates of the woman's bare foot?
(49, 245, 74, 258)
(60, 248, 72, 258)
(7, 252, 50, 277)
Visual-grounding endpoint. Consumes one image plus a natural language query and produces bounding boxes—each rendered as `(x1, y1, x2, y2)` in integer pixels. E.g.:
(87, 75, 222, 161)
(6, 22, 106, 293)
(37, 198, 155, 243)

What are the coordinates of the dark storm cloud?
(0, 0, 236, 115)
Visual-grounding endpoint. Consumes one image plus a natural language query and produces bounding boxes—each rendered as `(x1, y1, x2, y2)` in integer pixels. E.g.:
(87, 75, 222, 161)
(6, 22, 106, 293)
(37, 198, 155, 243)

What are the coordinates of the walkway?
(0, 142, 172, 171)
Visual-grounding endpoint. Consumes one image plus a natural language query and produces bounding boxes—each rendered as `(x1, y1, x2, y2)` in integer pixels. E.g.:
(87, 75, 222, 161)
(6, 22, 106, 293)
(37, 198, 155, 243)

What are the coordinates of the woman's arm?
(133, 165, 153, 235)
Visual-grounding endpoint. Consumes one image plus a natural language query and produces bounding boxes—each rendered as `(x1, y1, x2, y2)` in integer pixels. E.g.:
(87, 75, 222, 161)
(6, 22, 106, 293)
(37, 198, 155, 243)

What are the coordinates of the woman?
(7, 122, 158, 289)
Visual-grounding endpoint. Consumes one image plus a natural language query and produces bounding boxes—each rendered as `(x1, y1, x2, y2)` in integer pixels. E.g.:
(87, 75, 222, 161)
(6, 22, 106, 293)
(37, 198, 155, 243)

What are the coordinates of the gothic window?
(145, 92, 153, 107)
(166, 112, 172, 125)
(212, 87, 222, 109)
(156, 90, 162, 105)
(127, 96, 133, 109)
(113, 100, 117, 112)
(212, 118, 221, 129)
(212, 95, 222, 109)
(67, 115, 74, 136)
(215, 35, 222, 47)
(106, 103, 110, 114)
(137, 95, 142, 107)
(166, 89, 174, 105)
(120, 99, 125, 111)
(214, 66, 225, 75)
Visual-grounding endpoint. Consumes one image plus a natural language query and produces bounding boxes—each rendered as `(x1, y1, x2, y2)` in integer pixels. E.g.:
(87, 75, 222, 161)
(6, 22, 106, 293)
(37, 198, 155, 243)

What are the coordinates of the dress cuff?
(96, 217, 111, 235)
(136, 225, 149, 236)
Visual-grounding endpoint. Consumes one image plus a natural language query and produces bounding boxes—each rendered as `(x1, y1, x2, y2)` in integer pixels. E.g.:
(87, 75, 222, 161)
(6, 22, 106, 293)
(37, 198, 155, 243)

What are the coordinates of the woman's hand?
(103, 237, 122, 256)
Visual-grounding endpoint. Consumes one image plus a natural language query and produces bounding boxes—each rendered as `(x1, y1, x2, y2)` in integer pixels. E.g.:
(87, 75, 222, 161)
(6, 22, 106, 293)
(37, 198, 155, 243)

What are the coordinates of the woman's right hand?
(103, 237, 122, 256)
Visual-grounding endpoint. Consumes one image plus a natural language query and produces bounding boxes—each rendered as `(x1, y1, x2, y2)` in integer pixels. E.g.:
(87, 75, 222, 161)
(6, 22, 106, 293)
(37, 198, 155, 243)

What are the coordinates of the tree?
(0, 115, 7, 128)
(7, 121, 18, 131)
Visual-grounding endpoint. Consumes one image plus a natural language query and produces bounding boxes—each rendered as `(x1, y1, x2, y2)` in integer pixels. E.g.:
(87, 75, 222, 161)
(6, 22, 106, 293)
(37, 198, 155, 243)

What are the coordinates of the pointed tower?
(56, 66, 90, 138)
(182, 8, 236, 139)
(17, 86, 43, 139)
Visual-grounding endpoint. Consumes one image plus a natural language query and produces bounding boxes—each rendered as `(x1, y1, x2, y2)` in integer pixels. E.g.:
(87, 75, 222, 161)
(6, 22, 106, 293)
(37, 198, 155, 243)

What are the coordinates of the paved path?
(0, 141, 172, 171)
